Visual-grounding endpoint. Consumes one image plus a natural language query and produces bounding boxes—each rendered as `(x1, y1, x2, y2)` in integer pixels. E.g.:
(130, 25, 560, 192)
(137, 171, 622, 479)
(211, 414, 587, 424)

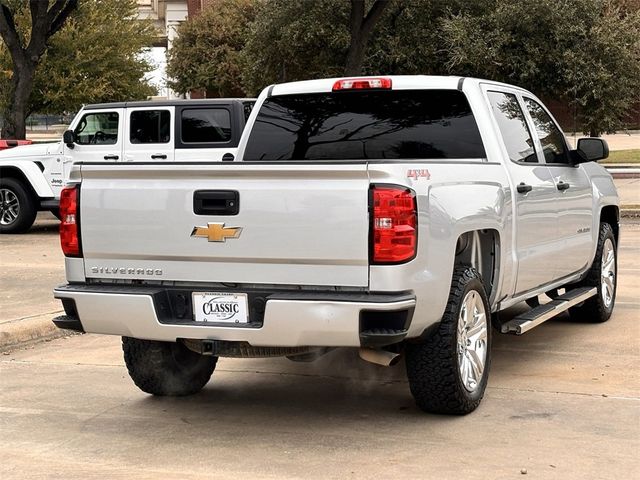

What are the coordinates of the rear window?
(181, 108, 231, 143)
(243, 90, 485, 161)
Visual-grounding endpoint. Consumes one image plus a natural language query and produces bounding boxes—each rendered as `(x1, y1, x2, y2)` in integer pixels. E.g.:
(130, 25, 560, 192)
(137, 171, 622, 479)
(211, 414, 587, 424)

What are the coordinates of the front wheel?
(570, 223, 617, 323)
(405, 267, 491, 414)
(122, 337, 217, 396)
(0, 178, 37, 234)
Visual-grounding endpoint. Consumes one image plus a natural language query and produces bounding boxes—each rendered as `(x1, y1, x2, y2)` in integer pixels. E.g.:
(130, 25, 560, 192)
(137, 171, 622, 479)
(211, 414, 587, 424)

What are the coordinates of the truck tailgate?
(78, 163, 370, 287)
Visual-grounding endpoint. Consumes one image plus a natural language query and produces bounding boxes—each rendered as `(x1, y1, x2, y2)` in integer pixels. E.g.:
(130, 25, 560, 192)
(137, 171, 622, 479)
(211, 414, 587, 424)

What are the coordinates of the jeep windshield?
(243, 90, 485, 161)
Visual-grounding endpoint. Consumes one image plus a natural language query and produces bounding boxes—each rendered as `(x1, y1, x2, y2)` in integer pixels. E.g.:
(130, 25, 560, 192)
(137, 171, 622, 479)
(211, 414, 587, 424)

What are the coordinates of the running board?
(501, 287, 597, 335)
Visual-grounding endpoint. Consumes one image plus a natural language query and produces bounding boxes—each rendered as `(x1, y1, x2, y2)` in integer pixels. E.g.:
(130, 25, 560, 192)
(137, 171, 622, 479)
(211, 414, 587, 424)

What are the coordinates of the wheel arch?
(0, 162, 54, 199)
(454, 229, 501, 307)
(599, 205, 619, 245)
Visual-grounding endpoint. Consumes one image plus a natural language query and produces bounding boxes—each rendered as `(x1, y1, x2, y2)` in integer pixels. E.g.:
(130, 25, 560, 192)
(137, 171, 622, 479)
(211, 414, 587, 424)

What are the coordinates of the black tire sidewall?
(450, 275, 492, 404)
(0, 178, 37, 233)
(405, 267, 492, 414)
(595, 225, 617, 317)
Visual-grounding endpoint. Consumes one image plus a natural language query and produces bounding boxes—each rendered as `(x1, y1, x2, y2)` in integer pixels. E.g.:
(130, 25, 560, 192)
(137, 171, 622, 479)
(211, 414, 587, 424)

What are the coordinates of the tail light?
(332, 77, 392, 91)
(60, 186, 81, 257)
(371, 186, 417, 264)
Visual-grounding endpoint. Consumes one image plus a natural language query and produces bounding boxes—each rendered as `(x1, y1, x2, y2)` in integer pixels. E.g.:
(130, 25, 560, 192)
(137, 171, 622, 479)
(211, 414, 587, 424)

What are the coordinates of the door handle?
(517, 182, 533, 194)
(194, 190, 239, 216)
(103, 155, 119, 160)
(151, 154, 167, 160)
(557, 181, 570, 191)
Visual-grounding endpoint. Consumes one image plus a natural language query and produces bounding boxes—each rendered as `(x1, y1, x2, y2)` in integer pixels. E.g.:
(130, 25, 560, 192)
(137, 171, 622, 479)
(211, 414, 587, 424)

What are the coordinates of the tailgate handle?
(193, 190, 239, 216)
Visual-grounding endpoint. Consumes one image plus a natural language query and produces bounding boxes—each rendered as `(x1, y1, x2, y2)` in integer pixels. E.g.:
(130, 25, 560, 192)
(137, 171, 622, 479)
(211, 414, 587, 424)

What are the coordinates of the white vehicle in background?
(0, 99, 255, 233)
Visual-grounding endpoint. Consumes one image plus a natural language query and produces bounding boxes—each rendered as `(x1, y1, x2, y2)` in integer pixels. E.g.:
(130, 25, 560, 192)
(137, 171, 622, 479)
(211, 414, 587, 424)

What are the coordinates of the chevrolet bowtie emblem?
(191, 223, 242, 242)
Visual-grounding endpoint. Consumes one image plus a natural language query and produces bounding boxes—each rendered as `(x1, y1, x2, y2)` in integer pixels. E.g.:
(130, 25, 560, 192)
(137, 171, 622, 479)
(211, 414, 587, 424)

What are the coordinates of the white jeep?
(0, 98, 254, 233)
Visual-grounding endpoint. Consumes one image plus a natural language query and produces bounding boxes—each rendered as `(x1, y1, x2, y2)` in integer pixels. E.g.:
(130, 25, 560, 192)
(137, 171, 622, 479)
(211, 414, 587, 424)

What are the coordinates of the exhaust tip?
(359, 348, 401, 367)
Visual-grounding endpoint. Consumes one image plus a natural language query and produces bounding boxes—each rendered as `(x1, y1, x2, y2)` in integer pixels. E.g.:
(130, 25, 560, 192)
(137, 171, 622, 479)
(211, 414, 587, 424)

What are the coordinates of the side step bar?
(501, 287, 597, 335)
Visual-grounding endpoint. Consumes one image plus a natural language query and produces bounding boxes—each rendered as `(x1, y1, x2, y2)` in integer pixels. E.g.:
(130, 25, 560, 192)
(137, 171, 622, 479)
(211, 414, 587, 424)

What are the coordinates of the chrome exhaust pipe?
(359, 348, 401, 367)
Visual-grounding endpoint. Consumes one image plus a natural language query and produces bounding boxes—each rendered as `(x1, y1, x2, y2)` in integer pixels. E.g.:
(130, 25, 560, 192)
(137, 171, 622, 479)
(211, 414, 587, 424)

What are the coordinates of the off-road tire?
(0, 178, 37, 234)
(405, 267, 491, 415)
(122, 337, 217, 396)
(569, 223, 617, 323)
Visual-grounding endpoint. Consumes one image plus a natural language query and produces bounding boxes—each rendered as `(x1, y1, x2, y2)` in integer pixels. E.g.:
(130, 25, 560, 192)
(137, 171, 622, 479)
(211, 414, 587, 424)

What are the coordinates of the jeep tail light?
(60, 186, 81, 257)
(332, 77, 392, 91)
(371, 186, 417, 264)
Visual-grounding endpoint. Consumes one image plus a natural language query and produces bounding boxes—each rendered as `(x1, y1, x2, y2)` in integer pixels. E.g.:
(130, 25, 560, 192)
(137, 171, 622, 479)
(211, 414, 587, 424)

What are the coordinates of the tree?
(0, 0, 156, 139)
(241, 0, 350, 95)
(0, 0, 78, 139)
(344, 0, 392, 75)
(241, 0, 391, 94)
(441, 0, 640, 135)
(166, 0, 257, 98)
(240, 0, 476, 93)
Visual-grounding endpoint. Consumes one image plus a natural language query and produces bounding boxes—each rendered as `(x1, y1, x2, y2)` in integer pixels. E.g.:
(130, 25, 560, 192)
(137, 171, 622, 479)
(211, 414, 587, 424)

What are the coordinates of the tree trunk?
(0, 0, 79, 139)
(344, 0, 390, 76)
(345, 38, 367, 76)
(2, 63, 36, 139)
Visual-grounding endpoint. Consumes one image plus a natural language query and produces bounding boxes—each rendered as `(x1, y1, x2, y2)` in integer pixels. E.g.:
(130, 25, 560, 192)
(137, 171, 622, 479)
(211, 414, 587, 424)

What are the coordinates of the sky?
(144, 47, 169, 98)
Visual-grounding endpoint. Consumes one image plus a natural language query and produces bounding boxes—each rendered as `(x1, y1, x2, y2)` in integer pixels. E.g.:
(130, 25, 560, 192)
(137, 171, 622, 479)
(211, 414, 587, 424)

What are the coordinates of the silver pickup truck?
(53, 76, 619, 414)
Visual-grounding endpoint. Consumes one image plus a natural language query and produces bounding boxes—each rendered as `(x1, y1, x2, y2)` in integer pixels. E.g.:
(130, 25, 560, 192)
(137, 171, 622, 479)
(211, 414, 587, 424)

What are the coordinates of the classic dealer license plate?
(192, 292, 249, 324)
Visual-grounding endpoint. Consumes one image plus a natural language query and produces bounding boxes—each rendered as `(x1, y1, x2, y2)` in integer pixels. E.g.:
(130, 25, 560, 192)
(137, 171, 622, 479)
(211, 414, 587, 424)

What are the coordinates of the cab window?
(74, 112, 119, 145)
(487, 92, 538, 164)
(181, 108, 231, 143)
(524, 98, 569, 164)
(130, 110, 170, 144)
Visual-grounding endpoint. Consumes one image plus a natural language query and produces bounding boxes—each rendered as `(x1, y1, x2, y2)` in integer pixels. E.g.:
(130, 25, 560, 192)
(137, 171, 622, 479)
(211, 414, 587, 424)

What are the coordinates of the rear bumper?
(53, 284, 415, 348)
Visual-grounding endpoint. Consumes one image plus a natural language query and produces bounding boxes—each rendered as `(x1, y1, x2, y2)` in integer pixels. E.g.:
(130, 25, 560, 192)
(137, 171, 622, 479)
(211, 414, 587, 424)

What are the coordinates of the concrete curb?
(0, 311, 76, 353)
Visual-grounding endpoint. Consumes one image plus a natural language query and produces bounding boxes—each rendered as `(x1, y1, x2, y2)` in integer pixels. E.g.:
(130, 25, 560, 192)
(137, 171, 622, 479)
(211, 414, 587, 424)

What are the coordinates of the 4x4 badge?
(191, 223, 242, 242)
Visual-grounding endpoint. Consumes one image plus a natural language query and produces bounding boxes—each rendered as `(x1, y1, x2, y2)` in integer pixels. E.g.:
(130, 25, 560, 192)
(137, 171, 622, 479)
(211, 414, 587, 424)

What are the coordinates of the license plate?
(192, 292, 249, 324)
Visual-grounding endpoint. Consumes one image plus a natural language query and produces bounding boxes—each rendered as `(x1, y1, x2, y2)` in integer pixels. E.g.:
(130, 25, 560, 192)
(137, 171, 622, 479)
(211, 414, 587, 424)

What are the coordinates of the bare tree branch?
(361, 0, 390, 38)
(0, 4, 24, 64)
(47, 0, 78, 39)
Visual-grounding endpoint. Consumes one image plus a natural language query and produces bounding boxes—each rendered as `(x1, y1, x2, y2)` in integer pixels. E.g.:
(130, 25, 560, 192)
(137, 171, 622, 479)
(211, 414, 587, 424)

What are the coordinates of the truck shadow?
(128, 302, 612, 426)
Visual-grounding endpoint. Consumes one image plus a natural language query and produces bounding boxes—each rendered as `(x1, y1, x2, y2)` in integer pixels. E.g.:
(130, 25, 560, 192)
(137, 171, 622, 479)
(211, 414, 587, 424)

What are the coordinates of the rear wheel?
(122, 337, 217, 396)
(570, 223, 617, 323)
(0, 178, 37, 233)
(405, 267, 491, 414)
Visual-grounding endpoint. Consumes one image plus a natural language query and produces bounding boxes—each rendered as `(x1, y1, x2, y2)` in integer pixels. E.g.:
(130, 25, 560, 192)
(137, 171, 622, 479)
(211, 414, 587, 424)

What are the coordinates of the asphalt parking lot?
(0, 213, 639, 479)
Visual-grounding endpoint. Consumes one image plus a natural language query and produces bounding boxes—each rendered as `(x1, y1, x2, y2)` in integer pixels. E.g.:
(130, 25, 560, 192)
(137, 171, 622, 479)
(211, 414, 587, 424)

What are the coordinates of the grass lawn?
(600, 149, 640, 164)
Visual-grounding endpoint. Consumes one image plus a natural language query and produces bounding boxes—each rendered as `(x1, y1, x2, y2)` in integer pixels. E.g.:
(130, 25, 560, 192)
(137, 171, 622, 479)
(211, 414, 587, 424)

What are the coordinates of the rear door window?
(487, 92, 539, 164)
(243, 90, 485, 161)
(74, 112, 119, 145)
(523, 98, 569, 164)
(181, 108, 231, 143)
(130, 110, 170, 144)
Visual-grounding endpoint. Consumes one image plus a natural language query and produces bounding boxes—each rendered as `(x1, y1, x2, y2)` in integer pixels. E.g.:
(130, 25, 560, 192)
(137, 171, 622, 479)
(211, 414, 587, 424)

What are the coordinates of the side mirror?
(63, 130, 76, 148)
(575, 137, 609, 163)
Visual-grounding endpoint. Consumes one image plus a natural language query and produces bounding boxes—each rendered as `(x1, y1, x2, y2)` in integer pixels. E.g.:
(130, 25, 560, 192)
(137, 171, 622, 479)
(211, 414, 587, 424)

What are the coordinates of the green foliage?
(0, 0, 156, 115)
(601, 149, 640, 164)
(166, 0, 258, 97)
(441, 0, 640, 135)
(240, 0, 350, 95)
(240, 0, 509, 93)
(166, 0, 639, 134)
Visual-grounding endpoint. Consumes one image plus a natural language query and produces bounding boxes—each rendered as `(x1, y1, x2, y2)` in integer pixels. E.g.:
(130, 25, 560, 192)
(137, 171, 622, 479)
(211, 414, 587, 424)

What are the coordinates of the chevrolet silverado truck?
(0, 98, 254, 233)
(52, 76, 618, 414)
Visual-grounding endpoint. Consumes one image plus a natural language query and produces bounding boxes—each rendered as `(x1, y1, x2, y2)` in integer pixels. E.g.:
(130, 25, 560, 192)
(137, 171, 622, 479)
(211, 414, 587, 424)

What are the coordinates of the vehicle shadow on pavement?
(129, 348, 467, 425)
